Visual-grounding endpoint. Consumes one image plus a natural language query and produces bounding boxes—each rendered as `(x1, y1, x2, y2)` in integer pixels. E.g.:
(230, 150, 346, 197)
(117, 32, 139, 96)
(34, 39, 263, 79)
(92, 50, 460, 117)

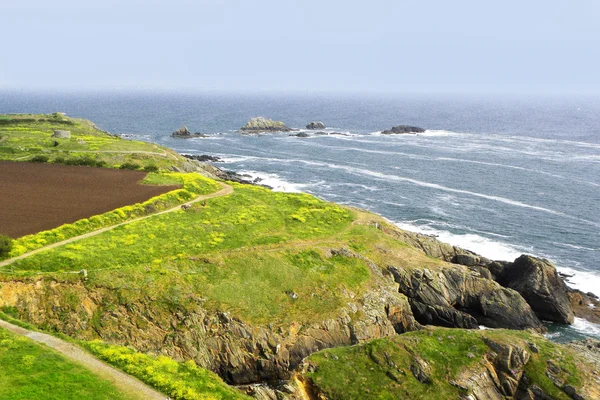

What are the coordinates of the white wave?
(219, 155, 257, 163)
(236, 170, 306, 193)
(419, 130, 463, 137)
(321, 163, 600, 224)
(328, 182, 381, 191)
(569, 317, 600, 337)
(495, 134, 600, 150)
(228, 156, 600, 228)
(554, 265, 600, 296)
(379, 200, 407, 208)
(394, 221, 524, 261)
(368, 129, 464, 137)
(553, 242, 599, 252)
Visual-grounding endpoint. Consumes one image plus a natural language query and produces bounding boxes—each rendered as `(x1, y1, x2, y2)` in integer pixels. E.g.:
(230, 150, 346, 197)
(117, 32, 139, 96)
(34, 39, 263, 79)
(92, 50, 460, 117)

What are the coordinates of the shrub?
(0, 235, 13, 258)
(30, 155, 49, 163)
(120, 162, 142, 170)
(53, 156, 66, 164)
(143, 164, 159, 172)
(63, 156, 103, 167)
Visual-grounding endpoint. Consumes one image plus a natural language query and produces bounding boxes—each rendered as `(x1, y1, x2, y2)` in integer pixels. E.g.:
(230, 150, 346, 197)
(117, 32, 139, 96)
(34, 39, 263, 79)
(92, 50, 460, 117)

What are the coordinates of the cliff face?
(0, 261, 418, 385)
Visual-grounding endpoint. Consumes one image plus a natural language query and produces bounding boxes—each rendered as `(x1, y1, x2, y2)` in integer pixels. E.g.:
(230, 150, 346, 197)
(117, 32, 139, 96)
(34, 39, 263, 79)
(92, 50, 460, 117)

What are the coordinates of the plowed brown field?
(0, 161, 180, 237)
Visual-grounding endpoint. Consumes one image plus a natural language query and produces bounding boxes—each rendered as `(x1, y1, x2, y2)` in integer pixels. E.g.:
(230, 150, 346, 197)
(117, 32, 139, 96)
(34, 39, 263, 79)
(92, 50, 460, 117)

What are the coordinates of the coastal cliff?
(0, 115, 597, 399)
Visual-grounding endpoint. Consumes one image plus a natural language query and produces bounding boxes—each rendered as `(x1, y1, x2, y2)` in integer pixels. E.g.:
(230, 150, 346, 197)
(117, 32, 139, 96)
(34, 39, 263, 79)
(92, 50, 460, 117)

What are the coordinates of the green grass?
(0, 113, 192, 170)
(303, 327, 590, 400)
(0, 327, 132, 400)
(7, 184, 376, 325)
(82, 340, 249, 400)
(3, 173, 220, 260)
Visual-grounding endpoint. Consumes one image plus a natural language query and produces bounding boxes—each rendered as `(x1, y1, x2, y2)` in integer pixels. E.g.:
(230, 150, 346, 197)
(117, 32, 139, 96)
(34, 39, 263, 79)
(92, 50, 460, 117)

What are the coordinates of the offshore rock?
(496, 255, 574, 324)
(381, 125, 426, 134)
(171, 126, 208, 138)
(306, 121, 325, 130)
(289, 132, 310, 138)
(240, 117, 292, 133)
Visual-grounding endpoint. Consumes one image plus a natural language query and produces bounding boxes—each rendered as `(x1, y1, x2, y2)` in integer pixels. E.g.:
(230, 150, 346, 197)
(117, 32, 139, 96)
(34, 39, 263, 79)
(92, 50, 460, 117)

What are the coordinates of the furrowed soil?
(0, 161, 180, 237)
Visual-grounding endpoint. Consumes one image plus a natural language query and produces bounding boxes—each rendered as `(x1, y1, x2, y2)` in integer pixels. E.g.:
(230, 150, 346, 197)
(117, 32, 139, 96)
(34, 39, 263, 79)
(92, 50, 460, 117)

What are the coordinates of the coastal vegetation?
(0, 113, 195, 170)
(0, 327, 132, 400)
(83, 340, 248, 400)
(0, 235, 12, 258)
(300, 327, 594, 400)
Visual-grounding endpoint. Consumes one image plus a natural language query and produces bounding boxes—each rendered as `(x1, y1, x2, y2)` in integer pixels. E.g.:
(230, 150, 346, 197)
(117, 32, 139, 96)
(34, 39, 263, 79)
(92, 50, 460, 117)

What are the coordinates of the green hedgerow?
(0, 235, 13, 258)
(120, 162, 142, 170)
(30, 155, 49, 163)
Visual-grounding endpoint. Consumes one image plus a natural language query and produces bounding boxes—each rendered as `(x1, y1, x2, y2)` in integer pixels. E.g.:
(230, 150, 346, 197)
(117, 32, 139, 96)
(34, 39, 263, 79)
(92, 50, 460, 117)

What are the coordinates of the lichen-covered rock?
(388, 265, 545, 331)
(496, 255, 574, 324)
(52, 130, 71, 138)
(381, 125, 425, 134)
(240, 117, 291, 133)
(306, 121, 325, 130)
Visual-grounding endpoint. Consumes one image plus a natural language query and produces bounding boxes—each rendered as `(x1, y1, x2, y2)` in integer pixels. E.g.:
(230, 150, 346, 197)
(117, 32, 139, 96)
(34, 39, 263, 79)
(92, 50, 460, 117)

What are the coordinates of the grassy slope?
(0, 327, 132, 400)
(303, 327, 591, 400)
(7, 184, 377, 325)
(0, 113, 187, 170)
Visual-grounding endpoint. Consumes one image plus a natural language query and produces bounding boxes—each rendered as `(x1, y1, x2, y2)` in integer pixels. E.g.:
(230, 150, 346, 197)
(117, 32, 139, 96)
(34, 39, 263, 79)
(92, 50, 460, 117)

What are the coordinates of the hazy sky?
(2, 0, 599, 94)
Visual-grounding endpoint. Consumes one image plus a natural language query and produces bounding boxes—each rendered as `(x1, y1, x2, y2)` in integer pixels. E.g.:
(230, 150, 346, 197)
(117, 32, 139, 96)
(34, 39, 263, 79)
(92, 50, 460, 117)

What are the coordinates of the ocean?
(2, 90, 599, 341)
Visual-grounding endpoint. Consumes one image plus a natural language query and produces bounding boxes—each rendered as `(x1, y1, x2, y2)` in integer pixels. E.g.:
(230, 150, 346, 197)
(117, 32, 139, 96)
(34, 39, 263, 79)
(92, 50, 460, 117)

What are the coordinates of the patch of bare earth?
(0, 161, 180, 237)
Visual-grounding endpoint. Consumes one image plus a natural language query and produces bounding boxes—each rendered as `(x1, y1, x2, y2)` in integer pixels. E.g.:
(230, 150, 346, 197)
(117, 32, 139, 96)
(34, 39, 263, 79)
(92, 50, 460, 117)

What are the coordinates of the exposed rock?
(240, 117, 292, 133)
(171, 126, 208, 138)
(381, 223, 577, 328)
(306, 121, 325, 130)
(52, 130, 71, 138)
(182, 154, 223, 163)
(409, 356, 432, 384)
(496, 255, 574, 324)
(289, 132, 310, 138)
(569, 289, 600, 324)
(381, 125, 425, 134)
(566, 338, 600, 372)
(0, 268, 418, 385)
(388, 265, 545, 331)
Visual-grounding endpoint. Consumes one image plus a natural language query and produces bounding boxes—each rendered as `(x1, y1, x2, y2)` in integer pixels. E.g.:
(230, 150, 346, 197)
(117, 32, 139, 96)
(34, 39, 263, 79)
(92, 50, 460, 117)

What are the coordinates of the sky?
(1, 0, 599, 94)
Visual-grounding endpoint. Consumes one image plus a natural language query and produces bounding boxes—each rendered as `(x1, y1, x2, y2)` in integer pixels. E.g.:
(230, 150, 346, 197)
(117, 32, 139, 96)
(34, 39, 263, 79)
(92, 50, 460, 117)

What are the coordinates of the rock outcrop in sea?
(306, 121, 325, 130)
(171, 126, 208, 138)
(240, 117, 292, 133)
(381, 125, 426, 134)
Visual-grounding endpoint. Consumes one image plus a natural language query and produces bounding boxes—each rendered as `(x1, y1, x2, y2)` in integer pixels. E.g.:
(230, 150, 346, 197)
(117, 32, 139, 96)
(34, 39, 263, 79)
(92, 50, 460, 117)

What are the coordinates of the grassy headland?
(0, 113, 190, 170)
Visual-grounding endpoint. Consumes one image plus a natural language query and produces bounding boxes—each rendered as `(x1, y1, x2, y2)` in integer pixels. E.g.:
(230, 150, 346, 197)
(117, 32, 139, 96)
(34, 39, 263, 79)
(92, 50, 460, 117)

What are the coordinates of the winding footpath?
(0, 181, 235, 398)
(0, 319, 165, 400)
(0, 182, 233, 269)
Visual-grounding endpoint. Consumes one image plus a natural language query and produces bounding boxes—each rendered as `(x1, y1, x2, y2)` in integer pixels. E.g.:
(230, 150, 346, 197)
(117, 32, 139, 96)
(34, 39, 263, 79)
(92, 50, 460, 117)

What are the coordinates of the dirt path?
(0, 182, 233, 268)
(0, 319, 165, 400)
